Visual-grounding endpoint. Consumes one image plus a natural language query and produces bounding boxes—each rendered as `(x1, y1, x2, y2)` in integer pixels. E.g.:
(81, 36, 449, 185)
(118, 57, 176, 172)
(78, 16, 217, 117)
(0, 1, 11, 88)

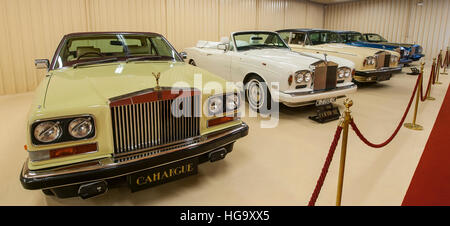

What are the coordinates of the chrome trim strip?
(285, 84, 356, 96)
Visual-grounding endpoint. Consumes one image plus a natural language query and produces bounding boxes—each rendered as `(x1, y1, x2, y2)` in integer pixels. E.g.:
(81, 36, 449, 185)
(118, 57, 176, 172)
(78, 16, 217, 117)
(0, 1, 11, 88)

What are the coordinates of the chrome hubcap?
(246, 79, 264, 109)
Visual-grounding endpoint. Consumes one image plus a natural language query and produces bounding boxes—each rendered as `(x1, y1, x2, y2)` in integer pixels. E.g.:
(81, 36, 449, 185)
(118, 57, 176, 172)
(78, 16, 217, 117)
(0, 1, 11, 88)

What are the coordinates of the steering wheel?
(77, 52, 104, 60)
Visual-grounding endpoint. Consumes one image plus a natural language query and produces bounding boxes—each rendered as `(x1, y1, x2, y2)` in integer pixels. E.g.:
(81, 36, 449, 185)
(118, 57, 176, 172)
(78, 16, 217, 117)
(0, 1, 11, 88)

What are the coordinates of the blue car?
(337, 31, 424, 64)
(363, 33, 424, 62)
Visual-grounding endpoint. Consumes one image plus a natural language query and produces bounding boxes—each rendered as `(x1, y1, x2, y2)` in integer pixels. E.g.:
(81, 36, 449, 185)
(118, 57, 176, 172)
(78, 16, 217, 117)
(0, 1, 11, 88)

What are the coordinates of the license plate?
(315, 97, 336, 106)
(377, 74, 391, 81)
(127, 158, 198, 192)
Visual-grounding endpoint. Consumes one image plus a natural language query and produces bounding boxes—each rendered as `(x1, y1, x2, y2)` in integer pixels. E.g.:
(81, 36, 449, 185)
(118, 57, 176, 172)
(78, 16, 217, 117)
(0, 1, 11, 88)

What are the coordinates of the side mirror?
(217, 44, 228, 51)
(179, 52, 187, 59)
(35, 59, 49, 69)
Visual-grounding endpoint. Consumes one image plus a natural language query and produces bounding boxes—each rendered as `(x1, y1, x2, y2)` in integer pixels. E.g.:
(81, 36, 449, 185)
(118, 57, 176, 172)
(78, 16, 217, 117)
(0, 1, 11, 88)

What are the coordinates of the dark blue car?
(363, 33, 424, 61)
(337, 31, 424, 64)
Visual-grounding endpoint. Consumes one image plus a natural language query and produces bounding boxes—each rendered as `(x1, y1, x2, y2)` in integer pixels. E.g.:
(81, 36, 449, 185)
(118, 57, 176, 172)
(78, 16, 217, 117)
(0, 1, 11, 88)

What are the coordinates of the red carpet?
(402, 84, 450, 206)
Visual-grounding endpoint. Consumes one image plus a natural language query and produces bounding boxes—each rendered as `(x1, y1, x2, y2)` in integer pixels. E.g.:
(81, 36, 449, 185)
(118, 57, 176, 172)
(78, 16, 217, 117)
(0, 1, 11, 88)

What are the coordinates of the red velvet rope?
(420, 63, 435, 102)
(349, 73, 421, 148)
(308, 126, 343, 206)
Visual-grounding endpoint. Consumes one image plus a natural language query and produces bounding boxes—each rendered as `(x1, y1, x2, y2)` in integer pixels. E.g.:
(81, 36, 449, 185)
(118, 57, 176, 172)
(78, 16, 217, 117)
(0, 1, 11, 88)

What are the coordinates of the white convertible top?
(196, 37, 230, 48)
(196, 40, 221, 48)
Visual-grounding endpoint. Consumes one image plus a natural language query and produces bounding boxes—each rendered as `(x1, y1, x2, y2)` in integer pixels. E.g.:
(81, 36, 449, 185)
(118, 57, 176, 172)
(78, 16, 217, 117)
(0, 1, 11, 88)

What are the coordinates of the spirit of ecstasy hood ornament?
(152, 72, 161, 91)
(323, 53, 328, 64)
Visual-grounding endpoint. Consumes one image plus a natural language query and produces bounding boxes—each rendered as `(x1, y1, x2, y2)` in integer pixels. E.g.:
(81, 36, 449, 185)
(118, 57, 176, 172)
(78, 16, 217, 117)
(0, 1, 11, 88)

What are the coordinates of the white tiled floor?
(0, 64, 448, 205)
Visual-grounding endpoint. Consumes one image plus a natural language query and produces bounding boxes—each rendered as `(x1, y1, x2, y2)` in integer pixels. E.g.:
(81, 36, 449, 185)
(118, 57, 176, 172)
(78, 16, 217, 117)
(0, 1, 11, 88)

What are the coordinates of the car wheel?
(245, 75, 272, 113)
(189, 59, 197, 66)
(42, 189, 55, 196)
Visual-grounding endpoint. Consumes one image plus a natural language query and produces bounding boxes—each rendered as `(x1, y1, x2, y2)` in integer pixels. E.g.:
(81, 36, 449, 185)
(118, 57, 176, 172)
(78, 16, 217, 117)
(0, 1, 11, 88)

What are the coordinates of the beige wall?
(0, 0, 324, 95)
(324, 0, 450, 63)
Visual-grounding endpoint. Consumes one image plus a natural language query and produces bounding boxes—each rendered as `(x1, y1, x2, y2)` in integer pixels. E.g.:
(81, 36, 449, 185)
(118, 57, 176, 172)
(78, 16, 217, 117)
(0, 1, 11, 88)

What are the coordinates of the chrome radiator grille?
(110, 89, 201, 156)
(313, 61, 338, 91)
(384, 54, 391, 67)
(375, 52, 391, 68)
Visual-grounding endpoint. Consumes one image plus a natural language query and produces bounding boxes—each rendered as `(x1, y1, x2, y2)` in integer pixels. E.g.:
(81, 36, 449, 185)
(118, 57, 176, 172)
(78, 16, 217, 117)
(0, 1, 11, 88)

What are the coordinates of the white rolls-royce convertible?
(183, 31, 357, 111)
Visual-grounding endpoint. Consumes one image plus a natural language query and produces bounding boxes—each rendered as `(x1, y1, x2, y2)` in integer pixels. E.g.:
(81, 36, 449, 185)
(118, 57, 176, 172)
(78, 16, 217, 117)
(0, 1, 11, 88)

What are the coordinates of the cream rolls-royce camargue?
(20, 32, 249, 199)
(276, 29, 402, 83)
(183, 31, 357, 111)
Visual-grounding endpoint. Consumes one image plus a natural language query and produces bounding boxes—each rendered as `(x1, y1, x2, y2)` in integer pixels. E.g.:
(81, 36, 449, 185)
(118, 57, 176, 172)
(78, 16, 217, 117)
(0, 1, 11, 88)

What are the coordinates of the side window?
(307, 33, 319, 45)
(339, 34, 347, 42)
(278, 32, 290, 43)
(367, 34, 381, 42)
(291, 33, 306, 45)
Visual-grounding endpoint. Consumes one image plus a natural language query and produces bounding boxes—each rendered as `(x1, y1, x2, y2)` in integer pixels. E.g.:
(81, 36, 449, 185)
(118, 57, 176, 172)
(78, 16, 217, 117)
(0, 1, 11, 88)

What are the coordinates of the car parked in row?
(362, 32, 424, 62)
(184, 31, 357, 111)
(276, 29, 402, 83)
(337, 31, 424, 63)
(21, 32, 249, 199)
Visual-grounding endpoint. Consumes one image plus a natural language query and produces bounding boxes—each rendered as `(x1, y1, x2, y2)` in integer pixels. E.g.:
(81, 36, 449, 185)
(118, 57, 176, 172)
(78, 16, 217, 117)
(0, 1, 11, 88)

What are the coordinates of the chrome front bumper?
(355, 66, 402, 82)
(20, 122, 249, 190)
(276, 84, 357, 107)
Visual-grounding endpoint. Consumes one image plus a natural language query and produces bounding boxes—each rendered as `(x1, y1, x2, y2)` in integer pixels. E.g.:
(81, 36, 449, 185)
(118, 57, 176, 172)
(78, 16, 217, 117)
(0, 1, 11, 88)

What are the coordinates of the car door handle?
(206, 53, 213, 56)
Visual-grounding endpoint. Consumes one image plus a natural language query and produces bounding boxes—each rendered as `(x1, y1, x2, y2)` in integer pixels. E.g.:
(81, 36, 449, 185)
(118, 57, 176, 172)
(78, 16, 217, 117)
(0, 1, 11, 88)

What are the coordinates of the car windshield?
(233, 32, 288, 51)
(308, 31, 343, 45)
(366, 34, 388, 42)
(340, 33, 366, 43)
(53, 33, 181, 69)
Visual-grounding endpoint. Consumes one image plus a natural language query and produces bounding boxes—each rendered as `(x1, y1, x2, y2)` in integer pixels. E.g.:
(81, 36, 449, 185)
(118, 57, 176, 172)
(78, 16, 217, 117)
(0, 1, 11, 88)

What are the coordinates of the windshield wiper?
(125, 55, 174, 63)
(73, 57, 119, 68)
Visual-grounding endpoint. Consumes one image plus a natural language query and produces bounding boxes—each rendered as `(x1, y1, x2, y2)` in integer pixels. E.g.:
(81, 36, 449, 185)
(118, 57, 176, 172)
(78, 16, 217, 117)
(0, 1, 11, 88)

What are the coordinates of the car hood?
(42, 61, 227, 110)
(310, 43, 383, 57)
(375, 42, 417, 48)
(241, 48, 353, 68)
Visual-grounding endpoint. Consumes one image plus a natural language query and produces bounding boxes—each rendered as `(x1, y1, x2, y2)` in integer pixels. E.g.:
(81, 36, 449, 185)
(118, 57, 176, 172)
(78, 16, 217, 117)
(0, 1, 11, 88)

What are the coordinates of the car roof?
(64, 31, 162, 38)
(334, 30, 362, 34)
(275, 28, 335, 33)
(231, 30, 278, 35)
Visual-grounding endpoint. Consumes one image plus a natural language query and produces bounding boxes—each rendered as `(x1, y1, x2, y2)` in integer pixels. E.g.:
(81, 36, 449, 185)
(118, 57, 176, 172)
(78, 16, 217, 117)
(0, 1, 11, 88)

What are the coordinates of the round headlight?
(296, 73, 304, 83)
(68, 118, 93, 138)
(391, 56, 397, 62)
(34, 121, 62, 143)
(338, 69, 345, 78)
(344, 68, 351, 77)
(209, 97, 223, 115)
(226, 94, 240, 111)
(304, 72, 311, 82)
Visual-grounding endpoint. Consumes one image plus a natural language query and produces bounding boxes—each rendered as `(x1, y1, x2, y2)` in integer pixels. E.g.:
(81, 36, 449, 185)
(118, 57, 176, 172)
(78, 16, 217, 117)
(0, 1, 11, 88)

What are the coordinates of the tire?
(244, 75, 272, 113)
(189, 59, 197, 66)
(42, 189, 55, 196)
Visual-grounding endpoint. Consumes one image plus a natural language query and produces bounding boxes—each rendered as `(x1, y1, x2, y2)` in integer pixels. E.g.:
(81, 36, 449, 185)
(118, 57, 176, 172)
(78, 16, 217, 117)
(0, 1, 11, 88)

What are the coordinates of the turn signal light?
(208, 116, 235, 127)
(49, 143, 97, 159)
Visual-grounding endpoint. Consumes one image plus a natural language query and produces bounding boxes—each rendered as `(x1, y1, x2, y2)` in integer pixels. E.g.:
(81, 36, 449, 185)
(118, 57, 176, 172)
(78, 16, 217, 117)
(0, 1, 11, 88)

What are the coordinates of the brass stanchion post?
(404, 62, 424, 131)
(427, 59, 436, 101)
(442, 48, 448, 75)
(435, 51, 442, 84)
(336, 98, 352, 206)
